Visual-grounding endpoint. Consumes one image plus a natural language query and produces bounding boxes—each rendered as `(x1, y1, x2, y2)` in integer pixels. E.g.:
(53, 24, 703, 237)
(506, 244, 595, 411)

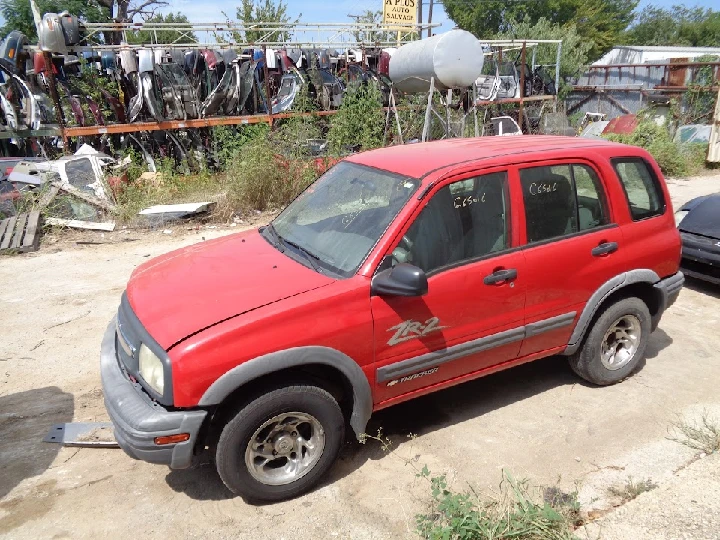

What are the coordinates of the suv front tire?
(216, 383, 345, 502)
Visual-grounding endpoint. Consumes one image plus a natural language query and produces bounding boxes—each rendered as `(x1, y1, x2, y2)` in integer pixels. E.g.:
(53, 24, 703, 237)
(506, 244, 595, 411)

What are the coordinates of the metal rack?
(80, 21, 439, 48)
(26, 27, 560, 142)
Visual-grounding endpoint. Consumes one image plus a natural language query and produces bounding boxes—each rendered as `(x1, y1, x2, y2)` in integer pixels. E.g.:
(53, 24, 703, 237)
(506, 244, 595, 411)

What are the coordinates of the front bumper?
(653, 270, 684, 315)
(101, 317, 207, 469)
(681, 248, 720, 286)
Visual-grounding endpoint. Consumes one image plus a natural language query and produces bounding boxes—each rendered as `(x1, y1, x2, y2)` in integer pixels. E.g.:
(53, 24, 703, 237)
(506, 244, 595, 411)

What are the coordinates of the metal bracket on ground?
(43, 422, 119, 448)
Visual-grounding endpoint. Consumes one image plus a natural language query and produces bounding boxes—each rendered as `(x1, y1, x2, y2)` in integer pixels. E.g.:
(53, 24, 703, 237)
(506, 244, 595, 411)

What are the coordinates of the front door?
(370, 170, 527, 405)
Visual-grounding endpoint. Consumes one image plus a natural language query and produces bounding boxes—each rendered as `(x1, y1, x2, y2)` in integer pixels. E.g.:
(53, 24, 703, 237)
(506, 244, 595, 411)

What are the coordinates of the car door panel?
(519, 226, 626, 355)
(370, 168, 527, 404)
(516, 159, 627, 356)
(371, 251, 526, 403)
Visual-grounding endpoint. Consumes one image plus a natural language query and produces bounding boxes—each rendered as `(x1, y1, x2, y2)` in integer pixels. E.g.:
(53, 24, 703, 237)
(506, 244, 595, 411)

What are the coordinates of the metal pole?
(422, 77, 434, 142)
(446, 89, 451, 138)
(262, 45, 272, 116)
(427, 0, 434, 38)
(391, 89, 403, 144)
(43, 52, 67, 149)
(554, 41, 562, 112)
(418, 0, 423, 37)
(519, 42, 526, 133)
(531, 47, 537, 71)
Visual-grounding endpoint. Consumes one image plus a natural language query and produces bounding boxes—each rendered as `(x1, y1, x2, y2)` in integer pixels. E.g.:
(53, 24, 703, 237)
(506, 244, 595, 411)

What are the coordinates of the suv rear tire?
(215, 383, 345, 502)
(569, 297, 650, 385)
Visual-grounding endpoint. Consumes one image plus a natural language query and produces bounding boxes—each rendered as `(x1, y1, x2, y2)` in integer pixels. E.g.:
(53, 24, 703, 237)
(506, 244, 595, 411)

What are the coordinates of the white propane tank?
(389, 30, 484, 93)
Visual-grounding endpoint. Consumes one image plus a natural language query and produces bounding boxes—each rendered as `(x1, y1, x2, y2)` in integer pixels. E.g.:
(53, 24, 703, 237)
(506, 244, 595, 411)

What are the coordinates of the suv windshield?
(270, 162, 420, 277)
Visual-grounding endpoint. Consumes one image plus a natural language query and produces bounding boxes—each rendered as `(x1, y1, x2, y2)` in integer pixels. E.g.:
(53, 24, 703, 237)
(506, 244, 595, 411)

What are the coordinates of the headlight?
(674, 210, 689, 227)
(139, 344, 164, 395)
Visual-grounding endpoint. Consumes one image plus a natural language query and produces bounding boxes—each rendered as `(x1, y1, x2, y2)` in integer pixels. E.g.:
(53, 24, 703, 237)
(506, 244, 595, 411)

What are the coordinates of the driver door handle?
(591, 241, 618, 257)
(483, 268, 517, 285)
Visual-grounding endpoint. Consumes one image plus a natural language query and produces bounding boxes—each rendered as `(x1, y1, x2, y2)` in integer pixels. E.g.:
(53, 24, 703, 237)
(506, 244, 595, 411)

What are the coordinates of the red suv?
(101, 136, 683, 502)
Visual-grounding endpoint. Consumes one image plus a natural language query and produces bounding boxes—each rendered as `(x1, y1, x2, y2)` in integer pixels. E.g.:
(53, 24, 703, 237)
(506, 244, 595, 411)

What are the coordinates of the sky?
(155, 0, 720, 42)
(1, 0, 718, 40)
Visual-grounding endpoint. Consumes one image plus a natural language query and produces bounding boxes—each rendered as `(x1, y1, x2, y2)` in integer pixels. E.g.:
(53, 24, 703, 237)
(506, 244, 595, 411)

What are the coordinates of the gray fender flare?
(563, 269, 661, 355)
(198, 346, 373, 439)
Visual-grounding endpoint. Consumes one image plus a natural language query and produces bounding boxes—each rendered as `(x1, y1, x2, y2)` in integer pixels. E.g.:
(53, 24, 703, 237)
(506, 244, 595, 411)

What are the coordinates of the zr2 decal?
(387, 317, 447, 346)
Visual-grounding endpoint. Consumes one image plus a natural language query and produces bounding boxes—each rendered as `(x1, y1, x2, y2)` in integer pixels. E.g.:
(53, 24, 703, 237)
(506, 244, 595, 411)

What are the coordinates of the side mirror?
(371, 263, 428, 297)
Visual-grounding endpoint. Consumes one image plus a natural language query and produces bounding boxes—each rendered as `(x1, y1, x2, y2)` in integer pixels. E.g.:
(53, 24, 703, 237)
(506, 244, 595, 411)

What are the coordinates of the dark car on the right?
(676, 193, 720, 284)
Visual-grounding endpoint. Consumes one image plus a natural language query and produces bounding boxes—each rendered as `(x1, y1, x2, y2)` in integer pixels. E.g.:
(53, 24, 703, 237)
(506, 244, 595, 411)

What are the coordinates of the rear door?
(370, 168, 527, 405)
(517, 160, 627, 356)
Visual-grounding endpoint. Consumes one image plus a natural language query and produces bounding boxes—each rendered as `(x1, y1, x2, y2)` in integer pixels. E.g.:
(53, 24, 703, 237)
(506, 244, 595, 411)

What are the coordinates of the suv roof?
(345, 135, 633, 179)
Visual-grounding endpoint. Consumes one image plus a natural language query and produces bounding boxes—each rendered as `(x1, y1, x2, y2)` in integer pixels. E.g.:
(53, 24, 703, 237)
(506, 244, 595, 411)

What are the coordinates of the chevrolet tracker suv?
(101, 136, 683, 502)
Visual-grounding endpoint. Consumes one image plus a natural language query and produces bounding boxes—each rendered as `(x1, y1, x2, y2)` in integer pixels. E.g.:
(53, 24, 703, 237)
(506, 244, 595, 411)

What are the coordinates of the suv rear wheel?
(216, 383, 345, 502)
(569, 297, 651, 385)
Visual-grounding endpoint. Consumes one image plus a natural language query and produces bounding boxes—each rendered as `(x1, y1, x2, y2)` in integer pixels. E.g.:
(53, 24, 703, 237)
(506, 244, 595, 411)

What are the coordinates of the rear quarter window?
(612, 158, 666, 221)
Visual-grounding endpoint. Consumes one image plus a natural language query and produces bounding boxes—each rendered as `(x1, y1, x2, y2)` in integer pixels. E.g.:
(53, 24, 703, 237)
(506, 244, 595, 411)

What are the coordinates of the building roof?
(609, 45, 720, 53)
(593, 45, 720, 66)
(345, 136, 624, 179)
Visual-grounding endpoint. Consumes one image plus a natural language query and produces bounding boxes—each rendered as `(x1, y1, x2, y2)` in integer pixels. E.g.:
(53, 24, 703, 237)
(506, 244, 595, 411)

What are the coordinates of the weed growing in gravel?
(416, 470, 581, 540)
(607, 477, 657, 502)
(669, 414, 720, 455)
(360, 430, 582, 539)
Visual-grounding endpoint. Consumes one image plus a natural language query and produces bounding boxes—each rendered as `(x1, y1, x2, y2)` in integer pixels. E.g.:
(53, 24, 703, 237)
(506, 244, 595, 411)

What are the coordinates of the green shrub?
(416, 469, 580, 540)
(328, 84, 385, 154)
(604, 120, 706, 177)
(224, 137, 318, 212)
(213, 123, 270, 169)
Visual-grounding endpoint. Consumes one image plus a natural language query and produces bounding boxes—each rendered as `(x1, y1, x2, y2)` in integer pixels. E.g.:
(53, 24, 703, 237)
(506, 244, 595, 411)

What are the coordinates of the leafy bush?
(416, 469, 581, 540)
(328, 83, 385, 154)
(212, 123, 270, 169)
(224, 137, 316, 211)
(604, 120, 706, 176)
(494, 17, 593, 99)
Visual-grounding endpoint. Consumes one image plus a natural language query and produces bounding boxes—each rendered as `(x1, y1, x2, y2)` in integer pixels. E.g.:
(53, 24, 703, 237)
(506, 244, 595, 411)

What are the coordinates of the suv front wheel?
(569, 297, 651, 385)
(216, 383, 345, 502)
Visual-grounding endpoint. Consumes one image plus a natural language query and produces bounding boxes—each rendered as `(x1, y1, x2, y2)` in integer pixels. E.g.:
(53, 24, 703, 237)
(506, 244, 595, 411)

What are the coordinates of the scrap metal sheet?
(43, 422, 119, 448)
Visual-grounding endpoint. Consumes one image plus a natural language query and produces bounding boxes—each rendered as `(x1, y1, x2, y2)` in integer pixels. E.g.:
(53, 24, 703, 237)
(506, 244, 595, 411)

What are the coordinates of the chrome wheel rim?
(600, 315, 641, 371)
(244, 412, 325, 486)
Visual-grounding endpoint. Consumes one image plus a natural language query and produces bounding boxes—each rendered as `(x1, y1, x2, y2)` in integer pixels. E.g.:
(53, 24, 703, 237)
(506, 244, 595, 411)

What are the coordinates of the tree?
(623, 5, 720, 47)
(97, 0, 168, 24)
(494, 17, 592, 97)
(0, 0, 108, 40)
(225, 0, 296, 44)
(349, 10, 397, 45)
(442, 0, 638, 62)
(125, 12, 196, 44)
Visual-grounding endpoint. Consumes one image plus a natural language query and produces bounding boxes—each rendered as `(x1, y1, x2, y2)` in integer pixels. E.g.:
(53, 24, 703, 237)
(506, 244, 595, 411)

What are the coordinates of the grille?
(116, 295, 144, 376)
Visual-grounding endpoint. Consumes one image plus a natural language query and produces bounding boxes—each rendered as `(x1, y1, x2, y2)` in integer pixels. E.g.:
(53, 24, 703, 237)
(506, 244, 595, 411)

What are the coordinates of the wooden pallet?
(0, 211, 42, 253)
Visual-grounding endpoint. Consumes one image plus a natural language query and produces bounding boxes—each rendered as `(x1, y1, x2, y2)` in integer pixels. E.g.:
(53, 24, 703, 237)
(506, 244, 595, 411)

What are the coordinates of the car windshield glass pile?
(271, 162, 420, 277)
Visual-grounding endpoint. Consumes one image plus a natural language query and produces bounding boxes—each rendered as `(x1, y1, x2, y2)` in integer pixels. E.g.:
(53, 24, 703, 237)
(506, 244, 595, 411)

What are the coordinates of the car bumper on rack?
(100, 317, 207, 469)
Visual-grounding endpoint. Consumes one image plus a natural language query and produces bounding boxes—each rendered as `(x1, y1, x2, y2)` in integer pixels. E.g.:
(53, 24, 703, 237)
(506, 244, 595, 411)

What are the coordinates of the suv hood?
(126, 229, 335, 349)
(679, 194, 720, 239)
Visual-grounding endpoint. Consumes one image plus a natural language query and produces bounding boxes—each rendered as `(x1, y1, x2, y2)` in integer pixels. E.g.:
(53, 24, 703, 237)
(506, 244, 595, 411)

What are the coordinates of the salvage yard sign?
(383, 0, 418, 29)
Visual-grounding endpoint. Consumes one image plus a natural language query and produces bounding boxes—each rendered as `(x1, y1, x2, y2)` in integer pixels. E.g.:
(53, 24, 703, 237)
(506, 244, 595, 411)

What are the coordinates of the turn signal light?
(154, 433, 190, 445)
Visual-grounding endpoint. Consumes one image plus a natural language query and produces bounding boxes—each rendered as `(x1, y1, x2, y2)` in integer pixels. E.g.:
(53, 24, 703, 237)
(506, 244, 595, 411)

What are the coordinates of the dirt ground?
(1, 174, 719, 539)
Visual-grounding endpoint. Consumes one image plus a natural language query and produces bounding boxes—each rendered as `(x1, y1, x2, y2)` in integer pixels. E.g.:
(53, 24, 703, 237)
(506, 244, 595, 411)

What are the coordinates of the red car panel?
(126, 229, 335, 349)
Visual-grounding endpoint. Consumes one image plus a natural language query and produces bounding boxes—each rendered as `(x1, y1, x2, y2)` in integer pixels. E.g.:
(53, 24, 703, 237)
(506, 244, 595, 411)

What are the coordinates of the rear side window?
(612, 159, 665, 220)
(520, 164, 609, 244)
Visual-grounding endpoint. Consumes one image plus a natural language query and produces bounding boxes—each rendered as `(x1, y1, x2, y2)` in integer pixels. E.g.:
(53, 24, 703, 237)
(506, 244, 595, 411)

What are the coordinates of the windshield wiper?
(263, 223, 284, 252)
(280, 237, 324, 274)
